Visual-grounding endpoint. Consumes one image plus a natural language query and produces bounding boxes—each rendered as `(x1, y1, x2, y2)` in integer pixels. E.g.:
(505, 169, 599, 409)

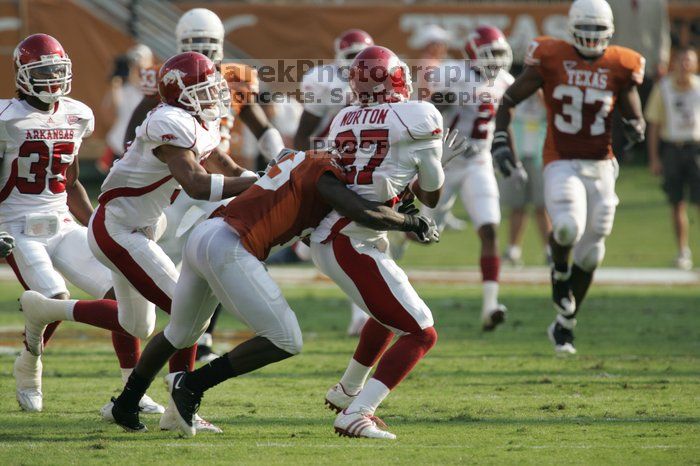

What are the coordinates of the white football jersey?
(99, 104, 220, 228)
(442, 68, 514, 163)
(0, 97, 94, 223)
(300, 63, 354, 141)
(311, 100, 444, 244)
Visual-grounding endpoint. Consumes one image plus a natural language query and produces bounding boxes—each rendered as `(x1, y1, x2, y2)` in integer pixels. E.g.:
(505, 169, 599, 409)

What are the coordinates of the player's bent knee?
(416, 326, 438, 352)
(552, 216, 580, 246)
(575, 242, 606, 272)
(118, 314, 155, 340)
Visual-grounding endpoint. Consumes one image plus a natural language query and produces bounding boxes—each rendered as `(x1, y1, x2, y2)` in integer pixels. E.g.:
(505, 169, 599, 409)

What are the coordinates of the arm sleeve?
(644, 83, 664, 125)
(523, 38, 547, 77)
(415, 145, 444, 192)
(144, 111, 197, 150)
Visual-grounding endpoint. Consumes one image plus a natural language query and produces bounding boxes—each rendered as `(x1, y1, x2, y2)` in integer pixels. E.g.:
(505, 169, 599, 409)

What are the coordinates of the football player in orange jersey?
(493, 0, 646, 354)
(124, 8, 286, 363)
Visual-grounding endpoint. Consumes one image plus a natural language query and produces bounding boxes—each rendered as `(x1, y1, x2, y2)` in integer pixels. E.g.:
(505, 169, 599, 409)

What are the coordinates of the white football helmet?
(176, 8, 224, 62)
(568, 0, 614, 57)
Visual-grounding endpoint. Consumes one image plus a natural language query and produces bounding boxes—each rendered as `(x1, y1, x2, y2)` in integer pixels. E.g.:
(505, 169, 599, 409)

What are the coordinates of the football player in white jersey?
(127, 8, 285, 361)
(310, 46, 469, 439)
(295, 28, 375, 335)
(20, 51, 256, 432)
(3, 34, 162, 414)
(422, 26, 519, 331)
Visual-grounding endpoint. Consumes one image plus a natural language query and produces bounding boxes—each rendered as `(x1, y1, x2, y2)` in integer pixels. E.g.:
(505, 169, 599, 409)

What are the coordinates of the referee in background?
(646, 48, 700, 270)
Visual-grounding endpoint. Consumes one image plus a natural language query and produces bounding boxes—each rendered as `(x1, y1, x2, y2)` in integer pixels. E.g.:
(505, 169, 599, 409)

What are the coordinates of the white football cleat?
(19, 290, 54, 356)
(324, 383, 357, 413)
(13, 351, 43, 412)
(159, 408, 223, 435)
(334, 409, 396, 440)
(482, 304, 507, 331)
(139, 394, 165, 414)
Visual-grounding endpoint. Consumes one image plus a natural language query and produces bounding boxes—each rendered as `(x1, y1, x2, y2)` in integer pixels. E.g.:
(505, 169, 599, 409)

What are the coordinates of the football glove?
(397, 197, 419, 217)
(0, 231, 15, 258)
(621, 118, 646, 150)
(441, 128, 474, 167)
(402, 215, 440, 244)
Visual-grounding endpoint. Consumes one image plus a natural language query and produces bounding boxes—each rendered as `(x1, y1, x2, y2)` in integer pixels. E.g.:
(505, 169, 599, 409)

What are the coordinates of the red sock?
(111, 332, 141, 368)
(480, 255, 500, 282)
(73, 299, 133, 335)
(42, 321, 61, 346)
(372, 327, 437, 390)
(168, 345, 197, 372)
(352, 318, 394, 367)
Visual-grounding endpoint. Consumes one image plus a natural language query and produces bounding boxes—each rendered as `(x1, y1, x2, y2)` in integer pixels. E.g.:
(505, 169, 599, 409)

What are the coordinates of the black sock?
(115, 371, 153, 411)
(570, 264, 594, 317)
(184, 337, 294, 394)
(184, 355, 236, 394)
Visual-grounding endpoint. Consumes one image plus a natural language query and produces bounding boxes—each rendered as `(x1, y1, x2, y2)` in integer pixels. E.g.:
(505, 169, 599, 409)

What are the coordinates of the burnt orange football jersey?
(220, 150, 343, 260)
(220, 63, 259, 115)
(524, 37, 645, 164)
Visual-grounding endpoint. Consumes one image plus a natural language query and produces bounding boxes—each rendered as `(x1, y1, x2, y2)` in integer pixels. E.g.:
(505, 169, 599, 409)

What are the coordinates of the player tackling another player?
(494, 0, 646, 354)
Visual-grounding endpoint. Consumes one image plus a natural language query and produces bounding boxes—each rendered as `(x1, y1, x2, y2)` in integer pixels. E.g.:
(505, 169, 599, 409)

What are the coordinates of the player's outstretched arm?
(317, 173, 439, 243)
(65, 160, 94, 226)
(157, 145, 257, 201)
(294, 111, 322, 150)
(202, 146, 252, 177)
(123, 95, 160, 150)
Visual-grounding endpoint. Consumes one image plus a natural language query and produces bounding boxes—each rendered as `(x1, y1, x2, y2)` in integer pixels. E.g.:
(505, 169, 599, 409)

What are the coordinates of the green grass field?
(0, 164, 698, 464)
(0, 280, 698, 465)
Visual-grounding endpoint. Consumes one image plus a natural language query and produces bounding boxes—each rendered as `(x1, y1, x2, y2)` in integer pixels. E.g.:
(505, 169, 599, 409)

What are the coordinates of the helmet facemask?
(177, 73, 230, 121)
(179, 36, 223, 63)
(16, 55, 72, 104)
(570, 22, 613, 57)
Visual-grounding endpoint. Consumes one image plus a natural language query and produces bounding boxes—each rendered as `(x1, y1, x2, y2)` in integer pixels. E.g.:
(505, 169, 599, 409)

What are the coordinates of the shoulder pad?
(392, 101, 443, 140)
(61, 98, 95, 136)
(143, 106, 197, 149)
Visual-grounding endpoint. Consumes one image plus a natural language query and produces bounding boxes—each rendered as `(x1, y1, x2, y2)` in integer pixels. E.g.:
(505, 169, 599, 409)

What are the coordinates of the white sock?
(339, 358, 372, 395)
(350, 303, 368, 322)
(347, 378, 390, 415)
(507, 245, 522, 260)
(121, 367, 133, 384)
(482, 281, 499, 313)
(61, 300, 78, 321)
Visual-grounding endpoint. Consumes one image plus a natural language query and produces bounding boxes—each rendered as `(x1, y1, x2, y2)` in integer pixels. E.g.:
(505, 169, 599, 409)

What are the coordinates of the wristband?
(209, 174, 225, 202)
(493, 131, 509, 145)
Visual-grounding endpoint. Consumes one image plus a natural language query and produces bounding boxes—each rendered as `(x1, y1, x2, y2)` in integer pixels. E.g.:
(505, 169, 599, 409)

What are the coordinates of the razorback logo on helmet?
(162, 69, 186, 86)
(161, 133, 178, 142)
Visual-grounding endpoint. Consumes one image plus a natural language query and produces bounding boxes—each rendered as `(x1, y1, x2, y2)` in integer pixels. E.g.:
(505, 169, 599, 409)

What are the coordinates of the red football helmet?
(464, 26, 512, 73)
(335, 29, 374, 64)
(349, 46, 412, 106)
(14, 34, 72, 104)
(158, 51, 230, 121)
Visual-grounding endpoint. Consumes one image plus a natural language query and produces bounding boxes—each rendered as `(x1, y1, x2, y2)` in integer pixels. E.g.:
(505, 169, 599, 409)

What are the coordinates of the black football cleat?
(547, 321, 577, 355)
(164, 372, 202, 438)
(101, 397, 147, 432)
